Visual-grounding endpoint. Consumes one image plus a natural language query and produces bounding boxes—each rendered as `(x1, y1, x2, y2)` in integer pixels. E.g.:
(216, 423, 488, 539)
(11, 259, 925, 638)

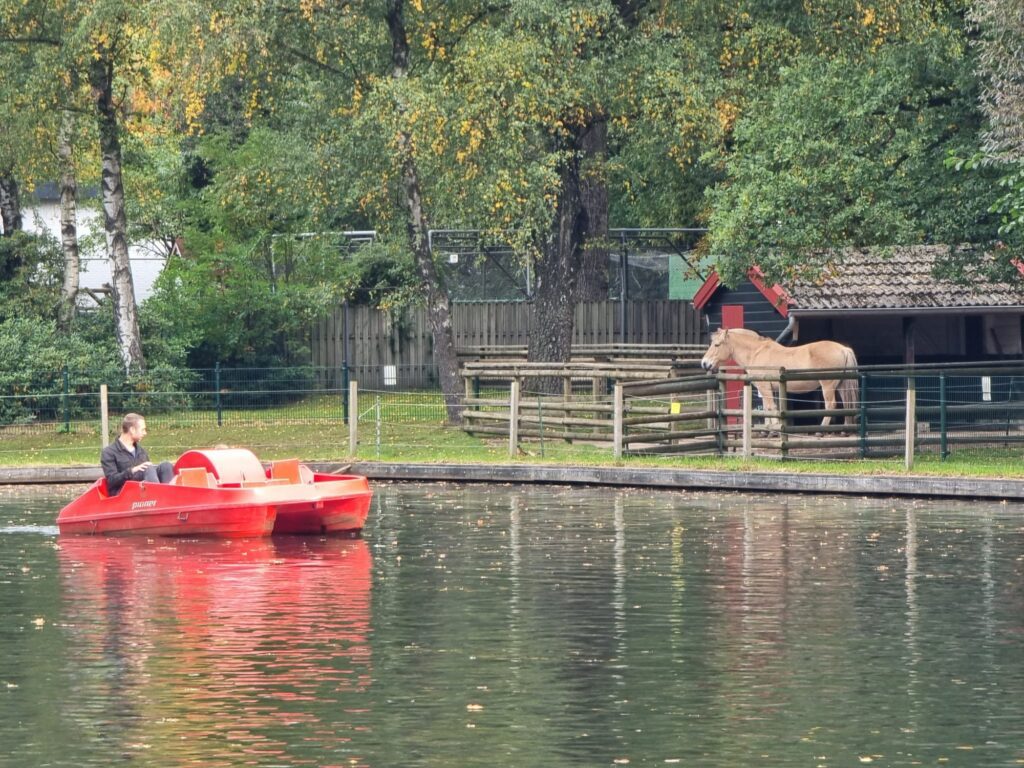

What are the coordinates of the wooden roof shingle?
(700, 247, 1024, 317)
(780, 246, 1024, 312)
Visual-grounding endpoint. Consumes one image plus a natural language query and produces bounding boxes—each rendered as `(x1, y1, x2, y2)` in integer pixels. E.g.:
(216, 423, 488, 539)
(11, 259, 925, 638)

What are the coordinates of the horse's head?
(701, 328, 731, 373)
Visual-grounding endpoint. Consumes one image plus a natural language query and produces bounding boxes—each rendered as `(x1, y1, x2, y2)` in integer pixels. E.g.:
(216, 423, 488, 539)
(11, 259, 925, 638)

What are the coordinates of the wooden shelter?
(693, 245, 1024, 365)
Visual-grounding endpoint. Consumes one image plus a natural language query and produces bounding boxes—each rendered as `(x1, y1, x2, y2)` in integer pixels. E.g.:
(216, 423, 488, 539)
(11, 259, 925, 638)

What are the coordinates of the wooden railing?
(454, 362, 1024, 465)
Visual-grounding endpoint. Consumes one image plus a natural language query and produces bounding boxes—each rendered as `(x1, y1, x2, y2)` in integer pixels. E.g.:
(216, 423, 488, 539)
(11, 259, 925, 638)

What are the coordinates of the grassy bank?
(1, 416, 1022, 480)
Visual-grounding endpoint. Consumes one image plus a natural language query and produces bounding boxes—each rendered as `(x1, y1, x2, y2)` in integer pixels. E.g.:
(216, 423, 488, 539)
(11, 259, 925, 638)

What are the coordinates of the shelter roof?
(694, 245, 1024, 315)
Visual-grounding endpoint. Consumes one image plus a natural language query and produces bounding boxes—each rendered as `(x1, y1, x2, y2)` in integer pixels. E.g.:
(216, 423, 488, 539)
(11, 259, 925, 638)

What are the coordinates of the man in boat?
(100, 413, 174, 495)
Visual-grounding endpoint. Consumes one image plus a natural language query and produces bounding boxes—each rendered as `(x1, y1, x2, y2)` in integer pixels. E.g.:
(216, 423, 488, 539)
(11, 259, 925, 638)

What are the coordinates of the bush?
(0, 317, 121, 425)
(0, 232, 63, 323)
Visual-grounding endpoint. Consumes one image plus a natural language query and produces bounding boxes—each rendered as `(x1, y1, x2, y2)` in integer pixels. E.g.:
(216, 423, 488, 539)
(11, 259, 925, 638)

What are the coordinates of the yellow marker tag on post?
(670, 402, 681, 415)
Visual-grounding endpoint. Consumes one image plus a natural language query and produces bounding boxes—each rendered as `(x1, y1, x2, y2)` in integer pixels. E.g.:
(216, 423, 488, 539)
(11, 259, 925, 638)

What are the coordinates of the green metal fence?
(0, 364, 451, 435)
(3, 362, 1024, 464)
(854, 369, 1024, 459)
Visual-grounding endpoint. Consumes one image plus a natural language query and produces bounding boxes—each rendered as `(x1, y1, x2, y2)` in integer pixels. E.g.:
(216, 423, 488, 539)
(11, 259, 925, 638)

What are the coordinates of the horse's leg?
(820, 381, 838, 428)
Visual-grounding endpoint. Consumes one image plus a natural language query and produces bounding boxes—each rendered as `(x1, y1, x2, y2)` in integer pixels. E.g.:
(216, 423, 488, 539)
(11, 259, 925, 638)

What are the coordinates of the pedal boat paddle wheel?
(57, 449, 372, 537)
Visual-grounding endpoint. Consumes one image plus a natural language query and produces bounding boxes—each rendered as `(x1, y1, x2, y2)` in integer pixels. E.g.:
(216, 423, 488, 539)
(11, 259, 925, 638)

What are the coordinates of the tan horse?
(701, 328, 859, 430)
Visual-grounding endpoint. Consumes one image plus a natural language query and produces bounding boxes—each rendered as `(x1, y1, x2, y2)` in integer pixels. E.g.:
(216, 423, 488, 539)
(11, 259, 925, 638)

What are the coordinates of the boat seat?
(270, 458, 305, 485)
(175, 467, 214, 488)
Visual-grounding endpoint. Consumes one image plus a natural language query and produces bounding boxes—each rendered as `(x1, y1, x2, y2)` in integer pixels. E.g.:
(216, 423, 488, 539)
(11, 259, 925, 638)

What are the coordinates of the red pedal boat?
(57, 448, 372, 537)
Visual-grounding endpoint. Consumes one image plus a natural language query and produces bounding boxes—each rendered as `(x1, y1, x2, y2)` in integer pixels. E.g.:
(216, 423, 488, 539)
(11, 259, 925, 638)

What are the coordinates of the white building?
(14, 182, 168, 303)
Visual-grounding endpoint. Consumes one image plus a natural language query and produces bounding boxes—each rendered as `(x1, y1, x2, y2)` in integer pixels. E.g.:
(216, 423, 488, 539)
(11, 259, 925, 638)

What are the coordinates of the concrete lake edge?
(1, 462, 1023, 501)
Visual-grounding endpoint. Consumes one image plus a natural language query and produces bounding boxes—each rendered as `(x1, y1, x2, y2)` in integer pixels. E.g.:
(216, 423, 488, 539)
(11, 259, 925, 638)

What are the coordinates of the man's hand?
(132, 461, 152, 474)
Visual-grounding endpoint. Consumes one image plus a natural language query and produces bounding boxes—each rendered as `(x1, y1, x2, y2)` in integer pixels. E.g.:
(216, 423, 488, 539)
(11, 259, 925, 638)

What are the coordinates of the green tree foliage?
(0, 0, 175, 373)
(124, 2, 410, 370)
(0, 232, 120, 424)
(969, 0, 1024, 162)
(962, 0, 1024, 255)
(1, 0, 1005, 379)
(705, 5, 1000, 284)
(0, 232, 63, 320)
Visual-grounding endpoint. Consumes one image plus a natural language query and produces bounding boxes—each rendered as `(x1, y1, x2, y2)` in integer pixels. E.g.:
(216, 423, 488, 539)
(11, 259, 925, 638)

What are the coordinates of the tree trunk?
(576, 115, 609, 302)
(571, 0, 643, 304)
(58, 111, 80, 332)
(386, 0, 462, 423)
(528, 134, 585, 393)
(0, 173, 22, 235)
(89, 53, 144, 375)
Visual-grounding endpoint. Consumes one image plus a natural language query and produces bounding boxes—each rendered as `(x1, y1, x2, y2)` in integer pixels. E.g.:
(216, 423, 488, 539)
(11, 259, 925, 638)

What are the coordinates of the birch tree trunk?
(89, 53, 144, 374)
(58, 111, 80, 332)
(0, 174, 22, 235)
(385, 0, 462, 423)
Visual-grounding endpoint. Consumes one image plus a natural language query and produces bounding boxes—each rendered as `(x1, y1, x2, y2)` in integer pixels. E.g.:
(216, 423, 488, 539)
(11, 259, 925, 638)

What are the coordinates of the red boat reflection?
(57, 534, 373, 765)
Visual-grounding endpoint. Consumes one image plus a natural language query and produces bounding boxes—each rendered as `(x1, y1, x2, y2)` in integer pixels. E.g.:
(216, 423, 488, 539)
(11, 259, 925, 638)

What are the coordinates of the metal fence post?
(342, 359, 350, 423)
(375, 395, 382, 460)
(348, 381, 358, 456)
(859, 374, 868, 458)
(215, 361, 222, 427)
(939, 374, 948, 459)
(62, 365, 70, 433)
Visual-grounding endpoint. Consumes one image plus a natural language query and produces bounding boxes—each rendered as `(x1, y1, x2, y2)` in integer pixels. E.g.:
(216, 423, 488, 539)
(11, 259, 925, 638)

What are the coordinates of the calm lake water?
(0, 482, 1022, 767)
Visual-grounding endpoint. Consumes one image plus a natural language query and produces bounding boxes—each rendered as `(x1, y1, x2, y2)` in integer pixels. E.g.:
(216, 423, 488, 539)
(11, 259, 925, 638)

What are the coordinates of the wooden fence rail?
(451, 364, 1024, 463)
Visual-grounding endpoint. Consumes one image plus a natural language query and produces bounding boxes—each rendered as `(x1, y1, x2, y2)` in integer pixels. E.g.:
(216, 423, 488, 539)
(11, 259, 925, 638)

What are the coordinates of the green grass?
(2, 395, 1023, 480)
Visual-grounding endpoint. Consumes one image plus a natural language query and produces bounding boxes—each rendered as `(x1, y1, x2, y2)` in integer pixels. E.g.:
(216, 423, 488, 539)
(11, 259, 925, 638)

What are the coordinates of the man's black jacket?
(100, 439, 150, 496)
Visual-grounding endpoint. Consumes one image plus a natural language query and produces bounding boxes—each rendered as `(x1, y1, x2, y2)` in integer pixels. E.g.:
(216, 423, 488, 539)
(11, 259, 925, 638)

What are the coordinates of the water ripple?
(0, 484, 1021, 767)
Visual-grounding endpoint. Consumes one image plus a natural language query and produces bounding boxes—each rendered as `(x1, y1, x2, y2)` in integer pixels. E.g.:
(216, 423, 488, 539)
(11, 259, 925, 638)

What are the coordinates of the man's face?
(129, 419, 148, 443)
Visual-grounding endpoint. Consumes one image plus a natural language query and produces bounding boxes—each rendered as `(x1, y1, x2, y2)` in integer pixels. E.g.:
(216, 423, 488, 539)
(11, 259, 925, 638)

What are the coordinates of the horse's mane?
(719, 327, 769, 343)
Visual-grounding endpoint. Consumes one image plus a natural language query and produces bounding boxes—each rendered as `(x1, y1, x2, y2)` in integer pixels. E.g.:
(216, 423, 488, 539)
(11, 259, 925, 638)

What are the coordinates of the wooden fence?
(454, 363, 1024, 464)
(311, 300, 704, 388)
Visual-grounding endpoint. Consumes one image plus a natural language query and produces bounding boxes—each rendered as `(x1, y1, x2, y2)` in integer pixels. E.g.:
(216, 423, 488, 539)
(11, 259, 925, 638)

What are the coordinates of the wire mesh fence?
(1, 367, 344, 434)
(3, 363, 1024, 466)
(718, 367, 1024, 461)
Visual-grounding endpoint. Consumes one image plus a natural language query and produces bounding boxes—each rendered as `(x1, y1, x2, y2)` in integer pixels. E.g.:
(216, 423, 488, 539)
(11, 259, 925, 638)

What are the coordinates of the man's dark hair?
(121, 413, 144, 433)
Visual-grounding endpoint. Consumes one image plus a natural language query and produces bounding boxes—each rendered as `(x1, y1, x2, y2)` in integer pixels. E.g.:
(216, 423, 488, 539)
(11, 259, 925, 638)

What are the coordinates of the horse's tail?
(840, 346, 860, 426)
